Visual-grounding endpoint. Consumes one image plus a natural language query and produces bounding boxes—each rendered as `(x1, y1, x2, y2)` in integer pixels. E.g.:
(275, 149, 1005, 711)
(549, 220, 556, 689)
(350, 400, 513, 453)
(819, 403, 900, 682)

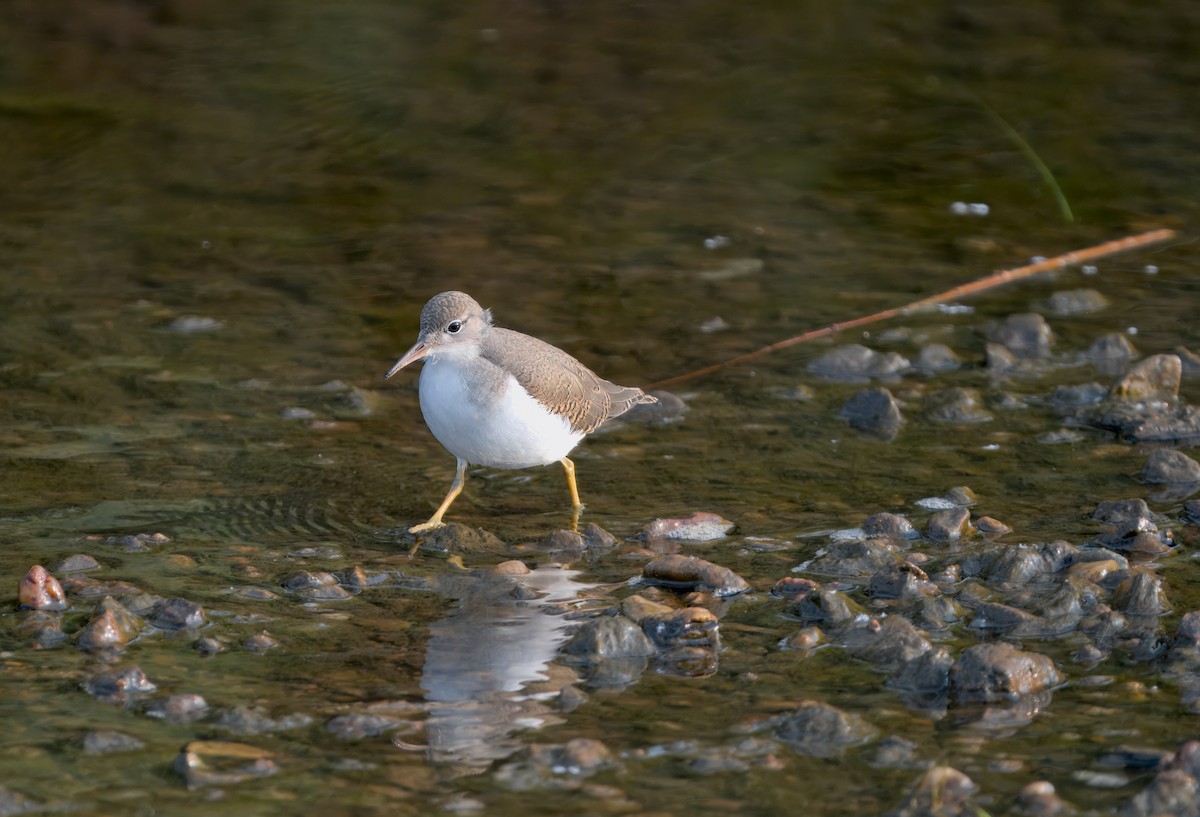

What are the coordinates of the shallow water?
(2, 1, 1199, 814)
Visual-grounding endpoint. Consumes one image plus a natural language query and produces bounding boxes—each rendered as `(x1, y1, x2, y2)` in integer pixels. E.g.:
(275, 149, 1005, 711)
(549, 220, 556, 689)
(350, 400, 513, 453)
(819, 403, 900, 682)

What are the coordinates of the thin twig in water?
(965, 90, 1075, 223)
(647, 228, 1177, 389)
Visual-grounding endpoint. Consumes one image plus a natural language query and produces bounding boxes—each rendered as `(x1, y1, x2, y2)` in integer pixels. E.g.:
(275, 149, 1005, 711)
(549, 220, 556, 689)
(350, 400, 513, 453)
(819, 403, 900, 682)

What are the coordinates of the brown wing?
(483, 328, 655, 434)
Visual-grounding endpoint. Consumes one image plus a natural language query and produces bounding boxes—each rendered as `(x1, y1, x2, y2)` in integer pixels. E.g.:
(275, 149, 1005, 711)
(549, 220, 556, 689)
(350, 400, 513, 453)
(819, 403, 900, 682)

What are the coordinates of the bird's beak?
(385, 340, 428, 378)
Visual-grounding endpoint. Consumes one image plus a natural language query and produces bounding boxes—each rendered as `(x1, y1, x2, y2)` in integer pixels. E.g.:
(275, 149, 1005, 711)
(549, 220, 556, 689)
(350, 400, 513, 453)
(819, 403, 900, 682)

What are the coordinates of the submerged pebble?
(773, 700, 878, 758)
(988, 313, 1054, 359)
(808, 344, 910, 383)
(641, 512, 734, 542)
(174, 740, 277, 789)
(841, 387, 903, 441)
(641, 554, 749, 596)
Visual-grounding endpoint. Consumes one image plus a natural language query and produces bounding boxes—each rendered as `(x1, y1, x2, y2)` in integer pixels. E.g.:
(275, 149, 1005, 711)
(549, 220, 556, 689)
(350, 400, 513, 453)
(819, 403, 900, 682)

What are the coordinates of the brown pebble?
(18, 565, 67, 611)
(771, 577, 820, 599)
(491, 559, 531, 575)
(974, 516, 1012, 535)
(641, 512, 735, 542)
(785, 627, 824, 650)
(244, 633, 279, 653)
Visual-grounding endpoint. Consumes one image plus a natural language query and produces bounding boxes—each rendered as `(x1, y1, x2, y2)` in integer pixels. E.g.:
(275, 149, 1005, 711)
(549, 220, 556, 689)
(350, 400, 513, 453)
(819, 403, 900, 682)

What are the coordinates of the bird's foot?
(408, 518, 446, 534)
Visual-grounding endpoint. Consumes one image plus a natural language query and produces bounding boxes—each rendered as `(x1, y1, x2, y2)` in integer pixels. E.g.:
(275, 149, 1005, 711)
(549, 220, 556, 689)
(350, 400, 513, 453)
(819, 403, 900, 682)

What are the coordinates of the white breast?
(419, 356, 584, 469)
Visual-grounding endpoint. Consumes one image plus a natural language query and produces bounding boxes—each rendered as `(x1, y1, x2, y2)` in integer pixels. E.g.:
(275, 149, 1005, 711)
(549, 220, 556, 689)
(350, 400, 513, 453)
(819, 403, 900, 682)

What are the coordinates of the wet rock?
(20, 611, 66, 650)
(196, 637, 226, 655)
(1067, 559, 1121, 587)
(495, 739, 615, 790)
(783, 627, 825, 650)
(1109, 353, 1182, 402)
(152, 597, 207, 630)
(910, 596, 964, 631)
(924, 388, 992, 424)
(890, 766, 979, 817)
(620, 594, 672, 623)
(869, 735, 923, 769)
(1112, 531, 1175, 557)
(83, 665, 157, 705)
(1045, 288, 1108, 315)
(332, 385, 382, 419)
(18, 565, 67, 611)
(868, 563, 935, 600)
(862, 513, 918, 541)
(75, 596, 143, 651)
(1175, 347, 1200, 377)
(582, 522, 618, 548)
(213, 705, 314, 736)
(413, 522, 505, 553)
(773, 700, 878, 758)
(641, 554, 749, 596)
(147, 693, 209, 724)
(1050, 382, 1108, 409)
(1144, 449, 1200, 484)
(890, 647, 953, 699)
(1121, 769, 1197, 817)
(325, 713, 403, 740)
(1165, 740, 1200, 778)
(563, 616, 655, 661)
(282, 570, 354, 600)
(791, 588, 866, 629)
(843, 616, 934, 672)
(1127, 405, 1200, 442)
(968, 602, 1041, 633)
(622, 389, 686, 425)
(641, 512, 734, 542)
(244, 632, 280, 653)
(807, 344, 910, 383)
(1088, 332, 1138, 369)
(168, 315, 223, 334)
(771, 577, 820, 599)
(942, 486, 978, 506)
(989, 313, 1054, 359)
(803, 538, 901, 576)
(926, 507, 972, 542)
(0, 786, 42, 815)
(641, 607, 720, 649)
(122, 592, 164, 617)
(1175, 612, 1200, 649)
(232, 586, 281, 601)
(1092, 499, 1159, 536)
(974, 516, 1012, 535)
(82, 730, 145, 755)
(49, 554, 102, 574)
(174, 740, 278, 789)
(913, 343, 961, 374)
(950, 643, 1063, 703)
(103, 532, 170, 552)
(985, 541, 1077, 584)
(986, 341, 1019, 373)
(1112, 572, 1170, 618)
(537, 529, 585, 553)
(58, 576, 144, 598)
(841, 387, 903, 441)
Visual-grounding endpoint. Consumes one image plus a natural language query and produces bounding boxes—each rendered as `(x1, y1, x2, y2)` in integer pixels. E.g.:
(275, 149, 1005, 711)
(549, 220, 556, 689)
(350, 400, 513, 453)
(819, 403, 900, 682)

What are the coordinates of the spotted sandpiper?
(387, 291, 657, 533)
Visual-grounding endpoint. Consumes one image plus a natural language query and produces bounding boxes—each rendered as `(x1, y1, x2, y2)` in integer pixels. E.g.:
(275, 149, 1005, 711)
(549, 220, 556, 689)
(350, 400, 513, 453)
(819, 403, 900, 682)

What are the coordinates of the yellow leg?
(560, 457, 584, 531)
(410, 458, 468, 533)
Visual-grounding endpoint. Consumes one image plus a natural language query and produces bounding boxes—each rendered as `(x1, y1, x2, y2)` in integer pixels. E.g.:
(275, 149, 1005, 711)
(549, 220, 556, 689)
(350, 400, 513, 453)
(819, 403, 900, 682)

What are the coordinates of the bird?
(386, 291, 657, 533)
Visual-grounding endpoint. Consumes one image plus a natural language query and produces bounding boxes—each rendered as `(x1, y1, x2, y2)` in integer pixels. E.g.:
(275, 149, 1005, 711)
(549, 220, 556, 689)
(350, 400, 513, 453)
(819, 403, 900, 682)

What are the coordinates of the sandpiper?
(387, 291, 656, 532)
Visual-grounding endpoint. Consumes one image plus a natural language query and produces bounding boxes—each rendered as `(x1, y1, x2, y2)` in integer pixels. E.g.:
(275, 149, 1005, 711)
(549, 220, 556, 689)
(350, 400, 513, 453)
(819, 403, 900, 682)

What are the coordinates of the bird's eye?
(447, 320, 463, 334)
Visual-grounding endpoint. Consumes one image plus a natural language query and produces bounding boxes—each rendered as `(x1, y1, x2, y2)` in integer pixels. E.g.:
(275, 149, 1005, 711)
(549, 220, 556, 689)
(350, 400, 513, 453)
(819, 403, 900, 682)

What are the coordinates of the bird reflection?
(417, 564, 593, 774)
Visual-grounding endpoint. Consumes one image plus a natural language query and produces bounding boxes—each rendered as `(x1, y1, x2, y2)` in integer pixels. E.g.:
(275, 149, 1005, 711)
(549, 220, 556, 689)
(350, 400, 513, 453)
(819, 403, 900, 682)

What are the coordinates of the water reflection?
(418, 565, 592, 773)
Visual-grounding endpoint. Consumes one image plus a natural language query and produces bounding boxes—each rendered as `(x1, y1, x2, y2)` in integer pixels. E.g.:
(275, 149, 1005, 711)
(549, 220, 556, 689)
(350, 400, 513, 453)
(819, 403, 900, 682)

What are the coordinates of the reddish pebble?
(18, 565, 67, 611)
